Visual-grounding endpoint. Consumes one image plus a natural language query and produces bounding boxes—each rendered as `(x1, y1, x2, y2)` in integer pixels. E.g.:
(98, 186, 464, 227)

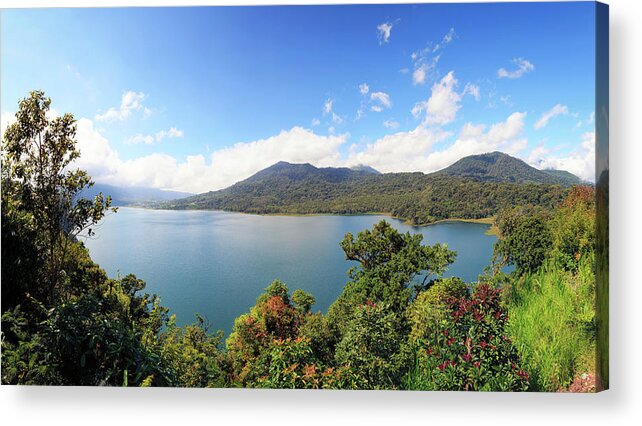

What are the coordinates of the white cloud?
(331, 112, 343, 124)
(377, 21, 394, 44)
(323, 98, 333, 115)
(95, 91, 146, 122)
(409, 29, 455, 86)
(126, 127, 184, 145)
(73, 121, 349, 193)
(371, 105, 383, 113)
(411, 54, 440, 86)
(1, 111, 17, 135)
(346, 112, 527, 175)
(433, 27, 456, 52)
(527, 132, 595, 181)
(359, 83, 369, 95)
(311, 118, 320, 126)
(580, 111, 595, 128)
(346, 126, 451, 172)
(497, 58, 534, 79)
(499, 95, 512, 106)
(534, 104, 569, 129)
(383, 120, 400, 129)
(413, 64, 428, 85)
(463, 83, 481, 101)
(413, 73, 484, 126)
(370, 91, 392, 110)
(418, 71, 462, 126)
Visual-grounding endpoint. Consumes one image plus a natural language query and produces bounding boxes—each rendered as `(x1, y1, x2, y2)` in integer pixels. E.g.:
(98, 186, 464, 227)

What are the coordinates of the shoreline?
(125, 205, 498, 234)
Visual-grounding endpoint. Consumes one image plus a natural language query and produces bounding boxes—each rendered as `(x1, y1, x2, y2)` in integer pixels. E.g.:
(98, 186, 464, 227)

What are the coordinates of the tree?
(334, 301, 409, 389)
(292, 289, 315, 314)
(2, 90, 115, 306)
(328, 220, 456, 335)
(493, 205, 552, 275)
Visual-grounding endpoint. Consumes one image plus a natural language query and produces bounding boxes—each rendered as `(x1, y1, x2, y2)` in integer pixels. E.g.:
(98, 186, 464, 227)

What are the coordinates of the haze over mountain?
(81, 183, 193, 206)
(159, 152, 577, 225)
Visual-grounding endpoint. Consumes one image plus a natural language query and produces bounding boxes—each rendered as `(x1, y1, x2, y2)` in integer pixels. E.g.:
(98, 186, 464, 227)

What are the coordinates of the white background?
(0, 0, 640, 424)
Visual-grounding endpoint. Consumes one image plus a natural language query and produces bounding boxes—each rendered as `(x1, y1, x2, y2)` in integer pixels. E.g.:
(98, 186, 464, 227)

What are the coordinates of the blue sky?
(1, 2, 597, 192)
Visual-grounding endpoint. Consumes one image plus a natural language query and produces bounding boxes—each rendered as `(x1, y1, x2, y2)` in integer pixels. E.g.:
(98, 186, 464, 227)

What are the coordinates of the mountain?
(159, 153, 576, 225)
(436, 152, 582, 186)
(245, 161, 380, 183)
(350, 165, 382, 175)
(81, 183, 193, 206)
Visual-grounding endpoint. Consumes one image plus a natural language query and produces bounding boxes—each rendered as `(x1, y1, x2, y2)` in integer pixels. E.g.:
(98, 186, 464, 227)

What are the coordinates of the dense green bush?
(335, 302, 409, 389)
(407, 277, 469, 342)
(494, 205, 552, 274)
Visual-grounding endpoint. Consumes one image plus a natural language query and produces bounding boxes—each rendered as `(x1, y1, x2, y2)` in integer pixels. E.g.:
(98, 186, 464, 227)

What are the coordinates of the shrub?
(407, 277, 469, 342)
(335, 302, 409, 389)
(405, 284, 529, 391)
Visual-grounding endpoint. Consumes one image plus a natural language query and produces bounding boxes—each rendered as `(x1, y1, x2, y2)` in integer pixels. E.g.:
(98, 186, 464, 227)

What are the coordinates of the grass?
(505, 257, 595, 391)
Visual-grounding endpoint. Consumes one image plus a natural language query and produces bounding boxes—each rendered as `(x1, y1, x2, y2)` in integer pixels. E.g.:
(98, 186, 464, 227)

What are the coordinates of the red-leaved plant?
(408, 284, 529, 391)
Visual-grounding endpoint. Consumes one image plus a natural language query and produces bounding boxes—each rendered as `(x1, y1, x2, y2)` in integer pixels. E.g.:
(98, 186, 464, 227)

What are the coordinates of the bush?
(407, 277, 469, 342)
(335, 302, 409, 389)
(405, 284, 529, 391)
(494, 205, 552, 274)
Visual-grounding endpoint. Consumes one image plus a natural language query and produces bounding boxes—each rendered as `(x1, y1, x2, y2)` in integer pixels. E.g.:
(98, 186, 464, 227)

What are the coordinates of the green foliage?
(335, 302, 409, 389)
(499, 186, 597, 391)
(1, 90, 116, 306)
(162, 160, 569, 226)
(1, 306, 61, 384)
(505, 258, 595, 391)
(493, 205, 552, 274)
(297, 312, 336, 365)
(157, 315, 228, 388)
(226, 280, 306, 385)
(255, 337, 362, 389)
(292, 289, 315, 314)
(548, 186, 596, 271)
(328, 220, 456, 336)
(405, 284, 529, 391)
(1, 91, 227, 388)
(407, 277, 468, 342)
(437, 151, 582, 186)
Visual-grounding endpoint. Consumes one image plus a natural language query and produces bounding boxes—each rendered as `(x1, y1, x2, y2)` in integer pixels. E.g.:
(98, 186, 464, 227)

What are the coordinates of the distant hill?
(245, 161, 380, 184)
(159, 153, 576, 225)
(436, 152, 582, 186)
(350, 165, 382, 175)
(81, 183, 193, 206)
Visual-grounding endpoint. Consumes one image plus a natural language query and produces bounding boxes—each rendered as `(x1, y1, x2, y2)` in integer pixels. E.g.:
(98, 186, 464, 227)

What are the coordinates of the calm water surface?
(83, 208, 500, 335)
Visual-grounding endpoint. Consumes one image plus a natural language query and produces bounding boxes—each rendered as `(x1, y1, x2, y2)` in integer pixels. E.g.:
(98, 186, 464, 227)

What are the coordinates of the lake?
(83, 207, 501, 335)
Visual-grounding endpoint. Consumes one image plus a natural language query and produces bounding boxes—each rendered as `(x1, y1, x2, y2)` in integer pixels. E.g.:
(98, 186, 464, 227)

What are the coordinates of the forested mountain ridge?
(435, 151, 583, 186)
(159, 153, 577, 225)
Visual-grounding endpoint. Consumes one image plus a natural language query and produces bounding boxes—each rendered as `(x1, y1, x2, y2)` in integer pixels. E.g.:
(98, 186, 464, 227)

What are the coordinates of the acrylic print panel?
(0, 1, 608, 392)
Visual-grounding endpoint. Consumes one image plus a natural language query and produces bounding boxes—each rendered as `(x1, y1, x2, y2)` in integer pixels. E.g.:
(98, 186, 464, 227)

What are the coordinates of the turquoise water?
(83, 208, 501, 335)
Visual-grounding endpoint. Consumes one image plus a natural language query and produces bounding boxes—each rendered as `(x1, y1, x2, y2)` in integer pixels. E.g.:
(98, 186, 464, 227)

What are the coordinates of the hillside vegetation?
(161, 154, 578, 225)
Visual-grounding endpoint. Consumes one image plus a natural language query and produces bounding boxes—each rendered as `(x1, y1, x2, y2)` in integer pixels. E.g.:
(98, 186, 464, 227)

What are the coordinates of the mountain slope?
(160, 153, 575, 225)
(436, 152, 582, 186)
(245, 161, 379, 184)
